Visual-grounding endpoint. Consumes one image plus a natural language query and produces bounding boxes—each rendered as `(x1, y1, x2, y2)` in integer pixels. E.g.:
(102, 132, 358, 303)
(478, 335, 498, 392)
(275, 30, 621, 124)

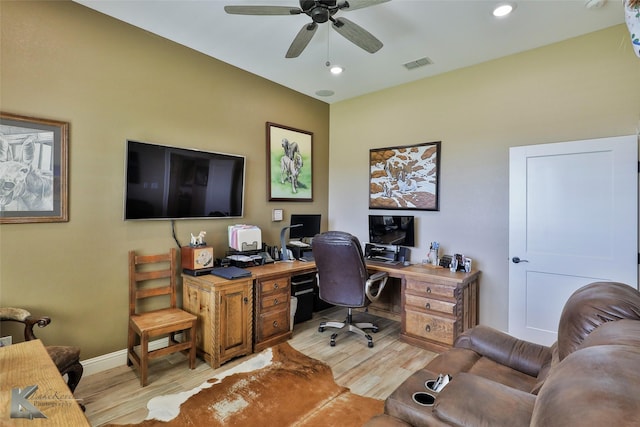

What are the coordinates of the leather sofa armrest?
(434, 373, 535, 427)
(454, 325, 552, 377)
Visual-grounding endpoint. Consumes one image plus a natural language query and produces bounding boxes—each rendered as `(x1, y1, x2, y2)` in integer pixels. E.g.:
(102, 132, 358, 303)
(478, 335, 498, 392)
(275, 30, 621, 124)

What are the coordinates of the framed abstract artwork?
(266, 122, 313, 202)
(0, 112, 69, 223)
(369, 141, 440, 211)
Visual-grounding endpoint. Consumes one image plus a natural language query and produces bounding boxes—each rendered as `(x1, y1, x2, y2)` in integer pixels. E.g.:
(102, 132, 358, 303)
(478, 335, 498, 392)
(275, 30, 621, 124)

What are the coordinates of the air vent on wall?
(403, 57, 433, 70)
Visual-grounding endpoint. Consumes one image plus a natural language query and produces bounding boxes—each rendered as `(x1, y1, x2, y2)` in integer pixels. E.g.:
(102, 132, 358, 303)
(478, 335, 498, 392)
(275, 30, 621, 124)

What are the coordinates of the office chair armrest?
(365, 272, 388, 302)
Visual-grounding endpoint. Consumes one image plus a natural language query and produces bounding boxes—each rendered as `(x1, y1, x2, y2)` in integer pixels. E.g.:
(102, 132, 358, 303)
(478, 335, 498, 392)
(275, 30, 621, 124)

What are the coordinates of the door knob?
(512, 257, 529, 263)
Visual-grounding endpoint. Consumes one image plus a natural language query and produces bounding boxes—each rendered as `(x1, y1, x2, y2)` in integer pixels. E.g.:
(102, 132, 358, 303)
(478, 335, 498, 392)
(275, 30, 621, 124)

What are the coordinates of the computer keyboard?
(288, 240, 310, 248)
(366, 257, 401, 266)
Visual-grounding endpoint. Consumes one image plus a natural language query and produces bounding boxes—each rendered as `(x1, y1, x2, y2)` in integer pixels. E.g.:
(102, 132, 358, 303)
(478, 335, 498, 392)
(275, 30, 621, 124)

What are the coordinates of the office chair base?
(318, 320, 378, 348)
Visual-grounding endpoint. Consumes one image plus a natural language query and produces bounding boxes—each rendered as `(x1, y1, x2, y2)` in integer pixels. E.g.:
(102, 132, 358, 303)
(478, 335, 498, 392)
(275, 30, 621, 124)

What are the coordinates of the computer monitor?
(289, 214, 321, 240)
(368, 215, 415, 247)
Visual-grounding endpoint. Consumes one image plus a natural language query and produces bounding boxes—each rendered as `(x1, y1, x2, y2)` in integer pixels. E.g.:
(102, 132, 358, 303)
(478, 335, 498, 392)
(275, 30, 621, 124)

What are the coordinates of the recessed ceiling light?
(315, 89, 335, 97)
(493, 3, 515, 17)
(330, 66, 343, 75)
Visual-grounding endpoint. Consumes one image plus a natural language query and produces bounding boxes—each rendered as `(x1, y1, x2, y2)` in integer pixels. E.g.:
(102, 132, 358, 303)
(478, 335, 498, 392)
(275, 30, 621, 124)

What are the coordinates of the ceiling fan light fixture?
(493, 3, 515, 17)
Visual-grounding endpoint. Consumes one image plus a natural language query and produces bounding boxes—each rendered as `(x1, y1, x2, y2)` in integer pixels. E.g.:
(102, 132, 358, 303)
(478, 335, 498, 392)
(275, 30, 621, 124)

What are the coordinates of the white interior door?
(509, 135, 638, 346)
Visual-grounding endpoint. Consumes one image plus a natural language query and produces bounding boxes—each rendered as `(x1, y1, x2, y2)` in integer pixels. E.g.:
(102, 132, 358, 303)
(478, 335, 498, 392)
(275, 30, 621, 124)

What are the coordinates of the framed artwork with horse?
(266, 122, 313, 202)
(0, 112, 69, 223)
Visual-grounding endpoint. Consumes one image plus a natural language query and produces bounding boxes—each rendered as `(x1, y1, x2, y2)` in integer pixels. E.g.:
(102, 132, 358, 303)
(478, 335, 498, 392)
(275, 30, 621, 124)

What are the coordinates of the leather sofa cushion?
(557, 282, 640, 360)
(531, 345, 640, 427)
(364, 414, 413, 427)
(434, 373, 535, 427)
(384, 368, 452, 427)
(425, 347, 540, 393)
(454, 325, 551, 378)
(579, 318, 640, 349)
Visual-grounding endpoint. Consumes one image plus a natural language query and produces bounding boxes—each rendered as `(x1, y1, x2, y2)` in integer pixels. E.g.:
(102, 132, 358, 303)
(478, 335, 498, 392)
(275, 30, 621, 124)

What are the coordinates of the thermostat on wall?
(272, 209, 283, 222)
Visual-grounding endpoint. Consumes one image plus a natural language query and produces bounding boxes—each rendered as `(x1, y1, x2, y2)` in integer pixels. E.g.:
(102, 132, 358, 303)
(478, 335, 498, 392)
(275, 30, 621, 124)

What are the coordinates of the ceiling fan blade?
(332, 17, 382, 53)
(339, 0, 391, 12)
(224, 5, 301, 16)
(286, 22, 318, 58)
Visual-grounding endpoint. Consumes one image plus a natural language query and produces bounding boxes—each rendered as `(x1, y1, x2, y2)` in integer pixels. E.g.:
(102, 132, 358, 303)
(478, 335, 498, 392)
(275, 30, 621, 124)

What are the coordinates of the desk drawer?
(405, 310, 455, 346)
(405, 294, 455, 315)
(260, 290, 289, 311)
(257, 309, 289, 341)
(259, 277, 290, 295)
(406, 279, 455, 299)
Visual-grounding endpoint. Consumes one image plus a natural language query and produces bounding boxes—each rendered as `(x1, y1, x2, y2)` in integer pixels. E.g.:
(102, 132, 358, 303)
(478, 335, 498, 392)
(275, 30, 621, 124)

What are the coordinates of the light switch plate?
(272, 209, 283, 222)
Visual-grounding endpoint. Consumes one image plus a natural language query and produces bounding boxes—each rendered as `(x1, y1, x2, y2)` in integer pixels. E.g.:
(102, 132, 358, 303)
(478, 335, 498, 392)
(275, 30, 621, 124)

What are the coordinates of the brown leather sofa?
(365, 282, 640, 427)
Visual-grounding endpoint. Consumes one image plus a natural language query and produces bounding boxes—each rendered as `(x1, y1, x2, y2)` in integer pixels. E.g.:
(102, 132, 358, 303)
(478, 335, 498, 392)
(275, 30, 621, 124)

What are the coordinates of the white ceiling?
(74, 0, 625, 104)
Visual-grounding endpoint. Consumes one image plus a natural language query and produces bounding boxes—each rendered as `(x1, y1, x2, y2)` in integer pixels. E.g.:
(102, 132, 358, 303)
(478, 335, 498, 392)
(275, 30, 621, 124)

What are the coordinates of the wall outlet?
(0, 336, 12, 347)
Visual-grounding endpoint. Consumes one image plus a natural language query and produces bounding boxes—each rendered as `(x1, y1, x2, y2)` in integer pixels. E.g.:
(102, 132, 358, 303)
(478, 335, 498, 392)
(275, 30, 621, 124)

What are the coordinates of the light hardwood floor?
(75, 307, 437, 426)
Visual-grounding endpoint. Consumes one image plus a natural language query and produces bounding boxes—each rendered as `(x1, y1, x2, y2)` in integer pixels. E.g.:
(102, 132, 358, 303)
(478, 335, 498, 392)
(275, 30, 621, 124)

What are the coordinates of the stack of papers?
(228, 225, 262, 251)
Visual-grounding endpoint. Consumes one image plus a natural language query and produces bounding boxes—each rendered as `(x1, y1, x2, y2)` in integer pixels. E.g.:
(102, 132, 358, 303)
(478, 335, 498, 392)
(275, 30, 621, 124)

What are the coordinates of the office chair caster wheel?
(330, 333, 338, 346)
(372, 326, 379, 333)
(318, 326, 325, 332)
(368, 341, 374, 348)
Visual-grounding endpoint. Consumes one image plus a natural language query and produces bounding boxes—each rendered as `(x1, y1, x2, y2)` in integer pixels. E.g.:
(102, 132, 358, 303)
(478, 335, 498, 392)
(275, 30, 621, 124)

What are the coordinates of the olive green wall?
(329, 24, 640, 332)
(2, 1, 639, 361)
(0, 1, 329, 358)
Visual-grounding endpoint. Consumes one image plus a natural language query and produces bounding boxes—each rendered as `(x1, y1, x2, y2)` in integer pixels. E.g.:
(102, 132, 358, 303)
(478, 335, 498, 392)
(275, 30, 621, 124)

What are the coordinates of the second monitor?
(289, 214, 321, 242)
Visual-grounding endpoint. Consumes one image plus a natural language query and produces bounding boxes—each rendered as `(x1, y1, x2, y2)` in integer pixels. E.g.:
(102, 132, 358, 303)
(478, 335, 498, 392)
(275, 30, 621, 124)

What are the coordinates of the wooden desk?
(182, 261, 317, 367)
(183, 260, 480, 366)
(0, 340, 88, 426)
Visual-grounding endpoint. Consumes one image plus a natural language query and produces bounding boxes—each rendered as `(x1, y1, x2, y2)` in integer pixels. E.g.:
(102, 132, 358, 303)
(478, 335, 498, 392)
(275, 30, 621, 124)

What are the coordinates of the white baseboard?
(81, 337, 170, 377)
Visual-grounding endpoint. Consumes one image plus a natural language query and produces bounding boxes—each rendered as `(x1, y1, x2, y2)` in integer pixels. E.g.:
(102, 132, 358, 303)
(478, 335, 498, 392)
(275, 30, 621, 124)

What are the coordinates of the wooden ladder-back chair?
(127, 248, 197, 386)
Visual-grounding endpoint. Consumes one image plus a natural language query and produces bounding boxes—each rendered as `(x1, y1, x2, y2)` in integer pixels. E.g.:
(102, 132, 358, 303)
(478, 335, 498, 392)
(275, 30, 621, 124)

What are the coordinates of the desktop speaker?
(396, 247, 411, 263)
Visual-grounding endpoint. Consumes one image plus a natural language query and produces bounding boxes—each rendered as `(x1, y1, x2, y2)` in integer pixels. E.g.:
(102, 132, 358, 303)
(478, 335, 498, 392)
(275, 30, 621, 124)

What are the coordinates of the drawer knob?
(426, 287, 432, 294)
(273, 283, 279, 289)
(274, 298, 279, 305)
(425, 325, 431, 333)
(273, 321, 279, 328)
(425, 302, 431, 310)
(243, 297, 248, 304)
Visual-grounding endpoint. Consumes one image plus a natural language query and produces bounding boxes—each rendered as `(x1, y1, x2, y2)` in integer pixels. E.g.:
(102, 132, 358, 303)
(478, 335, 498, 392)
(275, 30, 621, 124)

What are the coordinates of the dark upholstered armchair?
(312, 231, 388, 348)
(0, 307, 83, 393)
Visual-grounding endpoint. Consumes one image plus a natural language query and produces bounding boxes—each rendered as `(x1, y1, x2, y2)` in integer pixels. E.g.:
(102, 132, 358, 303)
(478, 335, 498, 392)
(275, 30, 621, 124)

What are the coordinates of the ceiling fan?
(224, 0, 390, 58)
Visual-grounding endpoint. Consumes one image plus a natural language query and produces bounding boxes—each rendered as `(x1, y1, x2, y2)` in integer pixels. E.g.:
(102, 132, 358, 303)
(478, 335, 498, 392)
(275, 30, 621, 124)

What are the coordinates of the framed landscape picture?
(369, 141, 440, 211)
(267, 122, 313, 201)
(0, 112, 69, 223)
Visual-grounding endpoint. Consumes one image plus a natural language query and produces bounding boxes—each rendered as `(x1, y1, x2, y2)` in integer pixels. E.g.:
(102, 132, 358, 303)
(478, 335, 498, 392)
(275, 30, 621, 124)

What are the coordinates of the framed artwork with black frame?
(369, 141, 440, 211)
(266, 122, 313, 202)
(0, 112, 69, 223)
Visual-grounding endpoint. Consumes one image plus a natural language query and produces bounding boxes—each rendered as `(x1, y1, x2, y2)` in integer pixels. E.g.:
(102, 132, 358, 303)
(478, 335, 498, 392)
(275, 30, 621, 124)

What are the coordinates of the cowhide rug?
(110, 342, 383, 426)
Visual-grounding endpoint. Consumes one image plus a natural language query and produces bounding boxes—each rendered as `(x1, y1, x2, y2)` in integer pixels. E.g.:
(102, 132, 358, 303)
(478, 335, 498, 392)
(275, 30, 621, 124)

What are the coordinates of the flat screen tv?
(368, 215, 415, 247)
(124, 140, 245, 220)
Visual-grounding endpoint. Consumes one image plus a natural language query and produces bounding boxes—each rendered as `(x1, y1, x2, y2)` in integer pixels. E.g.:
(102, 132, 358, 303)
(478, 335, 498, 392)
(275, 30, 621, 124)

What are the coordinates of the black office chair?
(312, 231, 388, 348)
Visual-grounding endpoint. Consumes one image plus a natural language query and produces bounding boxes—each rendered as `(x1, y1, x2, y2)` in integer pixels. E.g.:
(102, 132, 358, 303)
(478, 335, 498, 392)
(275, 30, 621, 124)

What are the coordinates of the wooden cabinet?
(254, 274, 292, 352)
(182, 274, 253, 368)
(400, 268, 480, 352)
